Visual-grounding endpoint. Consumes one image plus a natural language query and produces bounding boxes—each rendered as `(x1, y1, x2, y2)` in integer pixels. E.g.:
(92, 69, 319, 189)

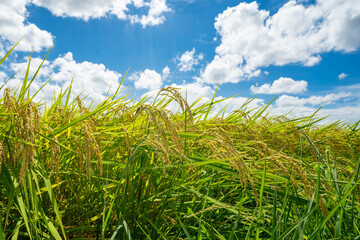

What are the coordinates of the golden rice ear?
(81, 119, 103, 178)
(3, 88, 12, 111)
(158, 86, 194, 124)
(11, 100, 37, 184)
(134, 104, 184, 163)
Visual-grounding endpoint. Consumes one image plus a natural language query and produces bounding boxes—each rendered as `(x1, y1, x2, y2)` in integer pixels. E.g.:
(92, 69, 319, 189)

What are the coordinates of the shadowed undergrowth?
(0, 43, 360, 240)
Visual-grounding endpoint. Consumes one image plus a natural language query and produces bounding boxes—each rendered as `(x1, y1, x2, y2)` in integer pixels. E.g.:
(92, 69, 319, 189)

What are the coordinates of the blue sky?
(0, 0, 360, 122)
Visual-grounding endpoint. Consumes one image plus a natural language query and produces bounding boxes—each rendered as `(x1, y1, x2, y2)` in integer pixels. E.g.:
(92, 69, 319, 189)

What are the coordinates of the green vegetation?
(1, 44, 360, 239)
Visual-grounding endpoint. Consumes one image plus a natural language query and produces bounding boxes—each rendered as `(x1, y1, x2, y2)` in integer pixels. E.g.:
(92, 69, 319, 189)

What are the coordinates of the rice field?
(1, 44, 360, 239)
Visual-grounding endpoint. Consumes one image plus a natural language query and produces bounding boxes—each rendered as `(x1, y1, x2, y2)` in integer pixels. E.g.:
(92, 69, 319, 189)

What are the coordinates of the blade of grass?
(110, 223, 123, 240)
(0, 38, 22, 65)
(0, 219, 4, 240)
(102, 133, 151, 239)
(197, 178, 211, 240)
(204, 82, 220, 121)
(276, 206, 318, 240)
(34, 160, 67, 239)
(270, 175, 278, 239)
(142, 215, 169, 240)
(308, 164, 360, 239)
(18, 51, 32, 103)
(176, 215, 193, 240)
(255, 159, 266, 240)
(229, 191, 245, 240)
(134, 220, 152, 240)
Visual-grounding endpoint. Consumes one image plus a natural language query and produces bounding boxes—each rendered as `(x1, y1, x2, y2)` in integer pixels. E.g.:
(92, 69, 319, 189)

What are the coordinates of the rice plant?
(0, 44, 359, 239)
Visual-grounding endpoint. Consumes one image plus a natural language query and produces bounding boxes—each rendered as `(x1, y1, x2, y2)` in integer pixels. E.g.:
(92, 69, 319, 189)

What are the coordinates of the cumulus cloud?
(0, 0, 53, 52)
(10, 57, 51, 80)
(177, 48, 204, 72)
(199, 0, 360, 84)
(198, 54, 260, 84)
(162, 66, 170, 79)
(130, 69, 163, 90)
(0, 0, 172, 52)
(250, 77, 308, 94)
(129, 0, 172, 27)
(50, 53, 121, 96)
(338, 73, 349, 80)
(130, 66, 172, 90)
(3, 52, 122, 102)
(32, 0, 171, 27)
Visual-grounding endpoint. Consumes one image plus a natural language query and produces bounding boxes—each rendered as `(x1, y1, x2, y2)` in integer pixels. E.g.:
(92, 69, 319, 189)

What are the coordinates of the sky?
(0, 0, 360, 123)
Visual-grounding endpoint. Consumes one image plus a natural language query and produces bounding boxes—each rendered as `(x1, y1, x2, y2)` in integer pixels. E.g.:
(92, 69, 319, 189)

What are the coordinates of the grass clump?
(0, 45, 360, 239)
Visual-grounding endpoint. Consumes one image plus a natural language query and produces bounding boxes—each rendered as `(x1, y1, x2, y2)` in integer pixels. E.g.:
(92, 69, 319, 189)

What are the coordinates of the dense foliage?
(1, 44, 360, 239)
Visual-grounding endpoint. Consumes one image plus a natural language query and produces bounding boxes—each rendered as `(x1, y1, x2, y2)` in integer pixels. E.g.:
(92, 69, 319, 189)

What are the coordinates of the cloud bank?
(0, 0, 172, 54)
(32, 0, 172, 27)
(199, 0, 360, 84)
(2, 53, 122, 102)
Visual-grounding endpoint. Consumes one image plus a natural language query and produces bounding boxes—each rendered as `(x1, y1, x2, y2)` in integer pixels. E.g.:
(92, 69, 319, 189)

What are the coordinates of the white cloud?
(319, 104, 360, 123)
(32, 0, 171, 27)
(10, 57, 51, 80)
(129, 0, 172, 27)
(270, 104, 360, 123)
(0, 0, 53, 52)
(275, 92, 351, 108)
(198, 54, 261, 84)
(50, 52, 122, 97)
(250, 77, 308, 94)
(162, 66, 170, 79)
(338, 73, 349, 80)
(32, 0, 123, 20)
(0, 0, 172, 52)
(177, 48, 204, 72)
(199, 0, 360, 84)
(0, 42, 5, 56)
(3, 52, 122, 102)
(130, 69, 163, 90)
(337, 83, 360, 92)
(130, 66, 171, 90)
(271, 93, 360, 123)
(0, 71, 7, 83)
